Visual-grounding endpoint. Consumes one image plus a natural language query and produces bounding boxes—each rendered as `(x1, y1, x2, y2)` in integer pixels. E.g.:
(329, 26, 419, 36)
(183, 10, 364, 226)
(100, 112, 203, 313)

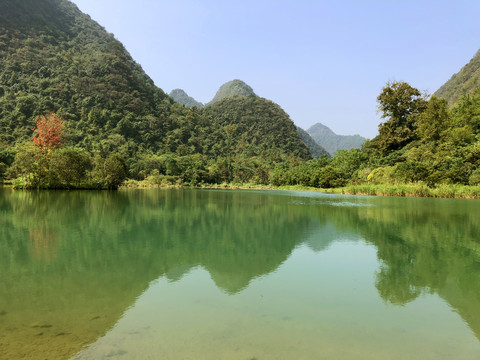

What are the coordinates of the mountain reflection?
(1, 189, 480, 359)
(0, 189, 315, 359)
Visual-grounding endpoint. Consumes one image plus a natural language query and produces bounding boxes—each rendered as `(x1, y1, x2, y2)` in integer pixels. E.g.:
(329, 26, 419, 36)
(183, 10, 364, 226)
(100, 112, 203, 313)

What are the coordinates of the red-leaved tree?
(32, 113, 65, 155)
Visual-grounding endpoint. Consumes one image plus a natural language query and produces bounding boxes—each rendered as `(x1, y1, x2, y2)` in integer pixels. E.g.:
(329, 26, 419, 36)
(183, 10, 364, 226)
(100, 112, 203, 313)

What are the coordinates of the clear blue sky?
(71, 0, 480, 138)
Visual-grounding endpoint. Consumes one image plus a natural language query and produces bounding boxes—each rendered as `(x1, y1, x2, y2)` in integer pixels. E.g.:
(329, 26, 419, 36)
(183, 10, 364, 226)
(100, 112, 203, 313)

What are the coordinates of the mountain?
(207, 79, 256, 105)
(0, 0, 173, 151)
(296, 126, 329, 158)
(435, 49, 480, 105)
(202, 96, 311, 161)
(170, 89, 203, 108)
(307, 123, 366, 156)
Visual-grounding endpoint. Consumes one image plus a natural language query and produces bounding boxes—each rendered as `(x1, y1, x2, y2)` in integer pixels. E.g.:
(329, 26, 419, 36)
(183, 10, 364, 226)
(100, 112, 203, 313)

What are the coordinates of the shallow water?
(1, 188, 480, 359)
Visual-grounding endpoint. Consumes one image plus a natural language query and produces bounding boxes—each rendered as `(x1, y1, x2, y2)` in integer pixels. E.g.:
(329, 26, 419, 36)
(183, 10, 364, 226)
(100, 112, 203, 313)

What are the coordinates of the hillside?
(207, 79, 256, 105)
(296, 126, 329, 158)
(307, 123, 366, 155)
(0, 0, 175, 151)
(435, 49, 480, 105)
(202, 96, 311, 161)
(170, 89, 203, 108)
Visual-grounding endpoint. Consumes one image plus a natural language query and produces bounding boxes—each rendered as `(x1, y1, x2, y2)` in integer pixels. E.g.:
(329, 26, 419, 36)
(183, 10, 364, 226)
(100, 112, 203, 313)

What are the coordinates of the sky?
(71, 0, 480, 139)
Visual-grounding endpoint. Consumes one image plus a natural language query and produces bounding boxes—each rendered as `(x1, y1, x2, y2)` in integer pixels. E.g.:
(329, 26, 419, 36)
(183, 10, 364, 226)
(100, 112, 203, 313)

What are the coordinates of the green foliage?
(374, 81, 427, 153)
(329, 149, 368, 181)
(8, 142, 46, 188)
(49, 147, 91, 187)
(201, 96, 311, 161)
(435, 49, 480, 105)
(101, 154, 127, 189)
(0, 0, 170, 153)
(415, 96, 450, 142)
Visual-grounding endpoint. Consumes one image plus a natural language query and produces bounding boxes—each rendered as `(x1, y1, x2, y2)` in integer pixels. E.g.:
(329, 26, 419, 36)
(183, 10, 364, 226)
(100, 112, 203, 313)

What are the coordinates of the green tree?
(49, 147, 91, 187)
(375, 81, 427, 153)
(415, 96, 450, 142)
(102, 154, 127, 189)
(8, 142, 45, 188)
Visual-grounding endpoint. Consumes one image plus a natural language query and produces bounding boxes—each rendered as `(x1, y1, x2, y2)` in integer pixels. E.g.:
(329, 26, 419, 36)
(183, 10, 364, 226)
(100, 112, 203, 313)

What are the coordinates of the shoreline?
(3, 180, 480, 200)
(120, 180, 480, 200)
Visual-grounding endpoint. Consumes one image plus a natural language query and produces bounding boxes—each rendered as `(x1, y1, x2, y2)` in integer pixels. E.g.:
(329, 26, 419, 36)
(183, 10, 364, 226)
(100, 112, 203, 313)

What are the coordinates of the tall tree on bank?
(374, 81, 427, 153)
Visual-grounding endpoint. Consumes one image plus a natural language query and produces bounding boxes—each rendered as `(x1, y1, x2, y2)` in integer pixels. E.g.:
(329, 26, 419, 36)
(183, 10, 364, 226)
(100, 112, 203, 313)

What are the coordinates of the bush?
(469, 168, 480, 186)
(102, 154, 127, 189)
(49, 147, 91, 187)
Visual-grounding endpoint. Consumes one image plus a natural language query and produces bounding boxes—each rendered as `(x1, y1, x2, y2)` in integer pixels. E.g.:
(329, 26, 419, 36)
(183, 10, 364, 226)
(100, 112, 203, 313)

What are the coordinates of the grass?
(331, 183, 480, 199)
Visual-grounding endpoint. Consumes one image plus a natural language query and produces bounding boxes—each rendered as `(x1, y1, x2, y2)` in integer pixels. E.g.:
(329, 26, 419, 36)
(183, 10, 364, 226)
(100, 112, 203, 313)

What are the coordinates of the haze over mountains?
(307, 123, 366, 156)
(296, 126, 330, 158)
(169, 89, 203, 108)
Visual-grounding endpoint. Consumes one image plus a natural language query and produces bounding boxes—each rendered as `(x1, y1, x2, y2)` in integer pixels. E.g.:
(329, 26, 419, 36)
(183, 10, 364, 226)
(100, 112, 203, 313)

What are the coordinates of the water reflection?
(1, 189, 480, 359)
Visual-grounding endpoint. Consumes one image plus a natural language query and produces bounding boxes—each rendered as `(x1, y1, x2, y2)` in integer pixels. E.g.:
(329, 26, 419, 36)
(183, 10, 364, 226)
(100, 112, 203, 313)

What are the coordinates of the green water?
(1, 188, 480, 359)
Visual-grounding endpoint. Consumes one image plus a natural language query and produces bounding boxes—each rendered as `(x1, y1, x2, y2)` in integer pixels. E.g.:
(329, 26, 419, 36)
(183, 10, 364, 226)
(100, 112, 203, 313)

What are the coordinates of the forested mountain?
(296, 126, 330, 158)
(170, 89, 203, 108)
(207, 79, 255, 105)
(202, 80, 316, 159)
(0, 0, 312, 188)
(0, 0, 173, 151)
(201, 96, 311, 161)
(435, 49, 480, 105)
(307, 123, 365, 155)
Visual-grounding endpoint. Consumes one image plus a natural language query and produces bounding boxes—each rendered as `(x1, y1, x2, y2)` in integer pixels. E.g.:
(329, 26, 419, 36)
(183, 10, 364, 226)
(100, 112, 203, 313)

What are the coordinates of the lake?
(1, 188, 480, 359)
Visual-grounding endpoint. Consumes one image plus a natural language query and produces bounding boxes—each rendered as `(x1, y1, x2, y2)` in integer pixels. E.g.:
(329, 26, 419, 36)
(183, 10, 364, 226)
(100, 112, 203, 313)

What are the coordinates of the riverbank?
(4, 179, 480, 199)
(119, 180, 480, 199)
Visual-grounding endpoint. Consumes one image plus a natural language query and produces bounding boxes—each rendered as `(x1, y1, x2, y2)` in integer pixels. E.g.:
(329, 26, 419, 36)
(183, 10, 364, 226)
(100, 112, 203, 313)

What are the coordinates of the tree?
(375, 81, 427, 153)
(49, 147, 91, 187)
(8, 142, 44, 188)
(415, 96, 450, 142)
(102, 154, 127, 189)
(32, 113, 65, 155)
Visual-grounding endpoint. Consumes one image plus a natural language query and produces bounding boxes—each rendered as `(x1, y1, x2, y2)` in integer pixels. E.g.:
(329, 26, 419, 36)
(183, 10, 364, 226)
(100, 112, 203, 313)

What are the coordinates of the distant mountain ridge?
(170, 89, 203, 108)
(435, 49, 480, 105)
(307, 123, 365, 156)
